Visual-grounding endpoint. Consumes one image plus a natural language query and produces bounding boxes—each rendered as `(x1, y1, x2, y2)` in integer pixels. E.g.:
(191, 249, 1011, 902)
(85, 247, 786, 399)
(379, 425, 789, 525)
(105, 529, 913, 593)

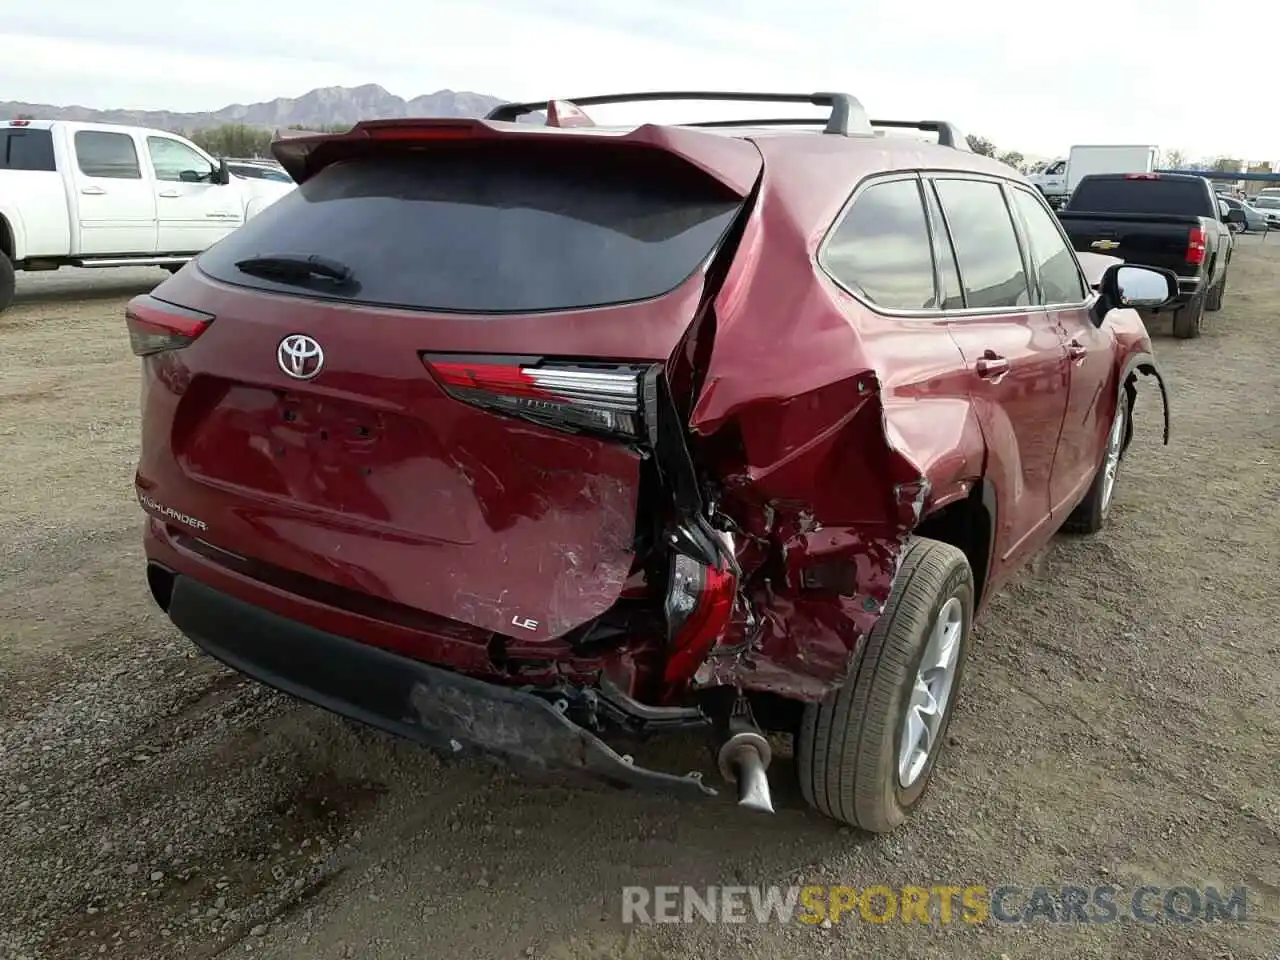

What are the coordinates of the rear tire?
(1171, 292, 1204, 339)
(0, 250, 15, 315)
(1062, 388, 1129, 534)
(796, 538, 974, 833)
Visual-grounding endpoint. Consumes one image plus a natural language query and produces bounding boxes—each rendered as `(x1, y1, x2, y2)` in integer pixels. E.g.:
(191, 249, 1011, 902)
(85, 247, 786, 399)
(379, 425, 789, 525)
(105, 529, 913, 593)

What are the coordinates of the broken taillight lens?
(422, 355, 649, 438)
(662, 552, 737, 687)
(125, 295, 215, 357)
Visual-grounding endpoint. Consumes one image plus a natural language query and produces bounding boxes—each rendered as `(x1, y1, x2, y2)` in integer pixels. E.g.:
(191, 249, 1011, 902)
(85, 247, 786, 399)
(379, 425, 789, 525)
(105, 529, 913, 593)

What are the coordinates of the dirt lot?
(1, 247, 1277, 960)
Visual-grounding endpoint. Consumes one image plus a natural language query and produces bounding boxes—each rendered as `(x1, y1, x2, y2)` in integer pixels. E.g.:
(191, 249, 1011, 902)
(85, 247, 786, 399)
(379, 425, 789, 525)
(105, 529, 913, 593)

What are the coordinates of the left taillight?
(422, 354, 650, 439)
(125, 294, 215, 357)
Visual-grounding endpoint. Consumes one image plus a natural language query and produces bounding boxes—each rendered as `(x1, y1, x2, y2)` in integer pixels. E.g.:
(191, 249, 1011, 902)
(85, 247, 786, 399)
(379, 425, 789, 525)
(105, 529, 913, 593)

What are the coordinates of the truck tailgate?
(1057, 212, 1196, 274)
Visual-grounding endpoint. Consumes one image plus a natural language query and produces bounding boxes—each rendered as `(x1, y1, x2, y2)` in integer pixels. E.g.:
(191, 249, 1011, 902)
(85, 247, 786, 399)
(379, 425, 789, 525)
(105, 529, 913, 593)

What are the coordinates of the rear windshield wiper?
(234, 254, 354, 285)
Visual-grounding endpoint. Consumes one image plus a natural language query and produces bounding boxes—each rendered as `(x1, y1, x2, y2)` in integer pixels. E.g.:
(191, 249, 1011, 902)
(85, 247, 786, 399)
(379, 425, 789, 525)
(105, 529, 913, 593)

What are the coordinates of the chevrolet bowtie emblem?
(1091, 239, 1121, 251)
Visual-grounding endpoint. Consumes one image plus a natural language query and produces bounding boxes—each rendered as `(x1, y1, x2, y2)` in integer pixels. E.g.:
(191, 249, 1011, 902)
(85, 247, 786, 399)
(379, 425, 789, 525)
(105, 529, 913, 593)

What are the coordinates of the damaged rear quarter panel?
(687, 153, 986, 700)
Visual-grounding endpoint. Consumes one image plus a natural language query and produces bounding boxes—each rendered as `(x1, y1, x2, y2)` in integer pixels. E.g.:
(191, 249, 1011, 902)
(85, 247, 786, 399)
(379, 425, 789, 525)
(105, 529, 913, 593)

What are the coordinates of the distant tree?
(966, 134, 997, 157)
(14, 112, 36, 121)
(186, 124, 273, 158)
(1027, 159, 1050, 175)
(1160, 148, 1187, 170)
(997, 150, 1025, 172)
(287, 123, 350, 134)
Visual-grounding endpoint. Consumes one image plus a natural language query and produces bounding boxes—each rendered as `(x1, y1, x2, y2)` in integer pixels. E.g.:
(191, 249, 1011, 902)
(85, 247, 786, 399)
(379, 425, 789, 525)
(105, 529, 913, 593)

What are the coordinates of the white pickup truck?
(0, 119, 293, 313)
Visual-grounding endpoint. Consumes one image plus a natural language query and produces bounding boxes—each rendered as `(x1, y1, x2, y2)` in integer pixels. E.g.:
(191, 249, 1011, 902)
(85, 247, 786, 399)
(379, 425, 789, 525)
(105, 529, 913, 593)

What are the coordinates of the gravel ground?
(0, 248, 1277, 960)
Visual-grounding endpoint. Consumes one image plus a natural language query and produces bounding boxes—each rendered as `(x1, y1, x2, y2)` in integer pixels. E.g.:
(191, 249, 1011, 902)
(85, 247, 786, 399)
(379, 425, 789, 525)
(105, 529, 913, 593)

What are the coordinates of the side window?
(74, 131, 141, 180)
(823, 178, 938, 311)
(1047, 161, 1066, 175)
(932, 179, 1031, 310)
(1, 130, 56, 171)
(147, 137, 212, 183)
(923, 181, 965, 310)
(1010, 188, 1088, 304)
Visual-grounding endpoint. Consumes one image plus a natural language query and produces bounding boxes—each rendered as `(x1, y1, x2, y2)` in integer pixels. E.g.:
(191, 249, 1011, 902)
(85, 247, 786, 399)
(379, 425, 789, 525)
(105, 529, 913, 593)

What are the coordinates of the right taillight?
(662, 551, 737, 687)
(125, 294, 214, 356)
(422, 354, 650, 439)
(1186, 226, 1207, 265)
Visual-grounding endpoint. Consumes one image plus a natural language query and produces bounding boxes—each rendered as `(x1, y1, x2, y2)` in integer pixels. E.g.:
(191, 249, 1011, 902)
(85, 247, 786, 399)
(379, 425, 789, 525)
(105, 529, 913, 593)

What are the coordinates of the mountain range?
(1, 84, 517, 132)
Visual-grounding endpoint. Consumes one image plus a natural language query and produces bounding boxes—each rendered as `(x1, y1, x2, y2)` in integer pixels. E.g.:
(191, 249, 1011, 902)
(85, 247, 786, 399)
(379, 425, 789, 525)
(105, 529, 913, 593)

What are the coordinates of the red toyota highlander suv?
(128, 92, 1175, 833)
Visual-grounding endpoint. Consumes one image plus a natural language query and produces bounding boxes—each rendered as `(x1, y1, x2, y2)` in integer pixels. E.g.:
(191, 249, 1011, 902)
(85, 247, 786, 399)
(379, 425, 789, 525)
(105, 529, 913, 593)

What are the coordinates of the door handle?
(158, 190, 181, 198)
(80, 186, 106, 195)
(976, 351, 1009, 380)
(1067, 339, 1088, 362)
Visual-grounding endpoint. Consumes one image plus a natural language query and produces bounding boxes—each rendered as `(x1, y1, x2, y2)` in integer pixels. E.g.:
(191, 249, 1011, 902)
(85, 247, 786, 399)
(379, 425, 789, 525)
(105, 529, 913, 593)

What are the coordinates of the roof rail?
(485, 91, 875, 138)
(869, 119, 970, 150)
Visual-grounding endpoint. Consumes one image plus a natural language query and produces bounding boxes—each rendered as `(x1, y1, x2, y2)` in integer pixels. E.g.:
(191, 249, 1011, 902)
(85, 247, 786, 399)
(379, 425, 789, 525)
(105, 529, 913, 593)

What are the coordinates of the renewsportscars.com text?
(621, 884, 1249, 925)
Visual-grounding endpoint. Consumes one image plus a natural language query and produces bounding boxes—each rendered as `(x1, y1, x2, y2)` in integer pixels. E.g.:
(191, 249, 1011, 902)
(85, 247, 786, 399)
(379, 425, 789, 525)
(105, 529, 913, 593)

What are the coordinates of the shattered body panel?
(678, 144, 1169, 702)
(682, 145, 991, 700)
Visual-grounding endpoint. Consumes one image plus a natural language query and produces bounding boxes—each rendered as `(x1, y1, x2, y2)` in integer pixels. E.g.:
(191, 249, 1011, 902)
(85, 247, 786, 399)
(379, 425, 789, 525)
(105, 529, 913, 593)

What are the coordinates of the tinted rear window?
(198, 148, 743, 313)
(0, 130, 56, 171)
(1068, 177, 1212, 217)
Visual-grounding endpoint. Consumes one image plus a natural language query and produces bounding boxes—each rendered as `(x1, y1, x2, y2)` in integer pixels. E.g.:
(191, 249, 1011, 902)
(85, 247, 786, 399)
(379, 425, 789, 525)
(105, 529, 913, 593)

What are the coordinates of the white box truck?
(1031, 144, 1158, 207)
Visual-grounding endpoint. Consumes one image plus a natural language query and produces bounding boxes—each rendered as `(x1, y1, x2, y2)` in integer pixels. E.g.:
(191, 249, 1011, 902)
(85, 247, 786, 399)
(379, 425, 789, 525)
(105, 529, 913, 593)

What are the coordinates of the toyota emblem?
(277, 334, 324, 380)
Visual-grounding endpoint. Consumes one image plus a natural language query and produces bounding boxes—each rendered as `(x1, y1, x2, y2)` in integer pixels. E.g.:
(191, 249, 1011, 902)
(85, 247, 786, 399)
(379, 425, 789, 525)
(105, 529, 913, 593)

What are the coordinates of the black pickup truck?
(1057, 173, 1241, 339)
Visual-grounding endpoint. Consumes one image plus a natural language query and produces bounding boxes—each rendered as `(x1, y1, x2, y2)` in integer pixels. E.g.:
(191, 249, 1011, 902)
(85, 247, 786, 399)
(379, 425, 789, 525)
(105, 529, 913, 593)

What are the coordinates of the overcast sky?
(2, 0, 1273, 162)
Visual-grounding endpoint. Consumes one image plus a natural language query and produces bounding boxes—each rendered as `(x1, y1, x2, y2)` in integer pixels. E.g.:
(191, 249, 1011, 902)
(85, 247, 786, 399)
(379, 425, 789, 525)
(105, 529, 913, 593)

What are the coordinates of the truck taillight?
(662, 551, 737, 687)
(1186, 226, 1207, 266)
(125, 295, 215, 356)
(422, 355, 650, 439)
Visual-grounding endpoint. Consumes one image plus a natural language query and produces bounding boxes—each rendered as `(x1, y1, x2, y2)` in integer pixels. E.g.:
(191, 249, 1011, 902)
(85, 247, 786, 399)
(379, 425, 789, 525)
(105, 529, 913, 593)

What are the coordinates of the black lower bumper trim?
(165, 574, 717, 800)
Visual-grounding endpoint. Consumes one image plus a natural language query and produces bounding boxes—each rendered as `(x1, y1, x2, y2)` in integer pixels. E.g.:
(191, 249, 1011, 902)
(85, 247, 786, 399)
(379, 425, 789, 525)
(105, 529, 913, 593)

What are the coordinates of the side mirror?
(1224, 208, 1246, 225)
(1099, 264, 1178, 318)
(213, 159, 231, 186)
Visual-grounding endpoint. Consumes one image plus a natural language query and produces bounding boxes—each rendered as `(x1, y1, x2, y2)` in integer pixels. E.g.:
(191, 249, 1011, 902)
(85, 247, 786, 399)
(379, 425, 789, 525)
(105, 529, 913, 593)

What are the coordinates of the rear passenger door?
(928, 176, 1071, 573)
(69, 129, 158, 256)
(1007, 186, 1113, 515)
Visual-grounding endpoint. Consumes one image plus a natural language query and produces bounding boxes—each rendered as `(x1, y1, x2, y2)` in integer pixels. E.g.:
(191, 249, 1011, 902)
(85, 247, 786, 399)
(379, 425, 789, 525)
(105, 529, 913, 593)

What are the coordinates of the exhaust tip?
(718, 730, 775, 815)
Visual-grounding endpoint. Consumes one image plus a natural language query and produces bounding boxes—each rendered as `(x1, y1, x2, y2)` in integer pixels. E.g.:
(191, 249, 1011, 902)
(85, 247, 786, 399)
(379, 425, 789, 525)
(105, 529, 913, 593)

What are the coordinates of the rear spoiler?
(269, 117, 764, 196)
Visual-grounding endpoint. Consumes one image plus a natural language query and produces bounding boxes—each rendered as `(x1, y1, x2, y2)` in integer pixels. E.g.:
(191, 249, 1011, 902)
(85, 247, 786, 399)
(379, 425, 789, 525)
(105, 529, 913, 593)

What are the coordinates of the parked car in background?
(1217, 194, 1269, 234)
(1255, 187, 1280, 201)
(129, 91, 1175, 834)
(0, 119, 294, 314)
(1058, 172, 1239, 339)
(225, 159, 293, 183)
(1251, 194, 1280, 230)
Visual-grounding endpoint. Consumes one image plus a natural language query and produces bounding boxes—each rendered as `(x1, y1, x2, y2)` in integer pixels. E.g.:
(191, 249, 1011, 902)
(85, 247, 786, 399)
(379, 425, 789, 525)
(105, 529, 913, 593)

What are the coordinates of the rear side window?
(822, 178, 938, 311)
(1009, 189, 1088, 304)
(198, 148, 744, 313)
(0, 130, 56, 171)
(75, 131, 141, 180)
(1069, 177, 1213, 217)
(933, 179, 1031, 310)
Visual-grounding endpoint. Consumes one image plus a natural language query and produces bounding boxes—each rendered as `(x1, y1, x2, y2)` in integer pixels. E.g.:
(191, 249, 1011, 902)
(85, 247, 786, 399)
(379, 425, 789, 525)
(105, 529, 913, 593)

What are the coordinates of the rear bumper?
(157, 568, 717, 801)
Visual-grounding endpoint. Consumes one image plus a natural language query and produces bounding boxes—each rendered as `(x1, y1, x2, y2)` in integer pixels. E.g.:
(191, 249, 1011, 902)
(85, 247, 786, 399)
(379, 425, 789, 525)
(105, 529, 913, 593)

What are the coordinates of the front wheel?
(1206, 274, 1226, 312)
(1063, 388, 1129, 535)
(796, 538, 974, 833)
